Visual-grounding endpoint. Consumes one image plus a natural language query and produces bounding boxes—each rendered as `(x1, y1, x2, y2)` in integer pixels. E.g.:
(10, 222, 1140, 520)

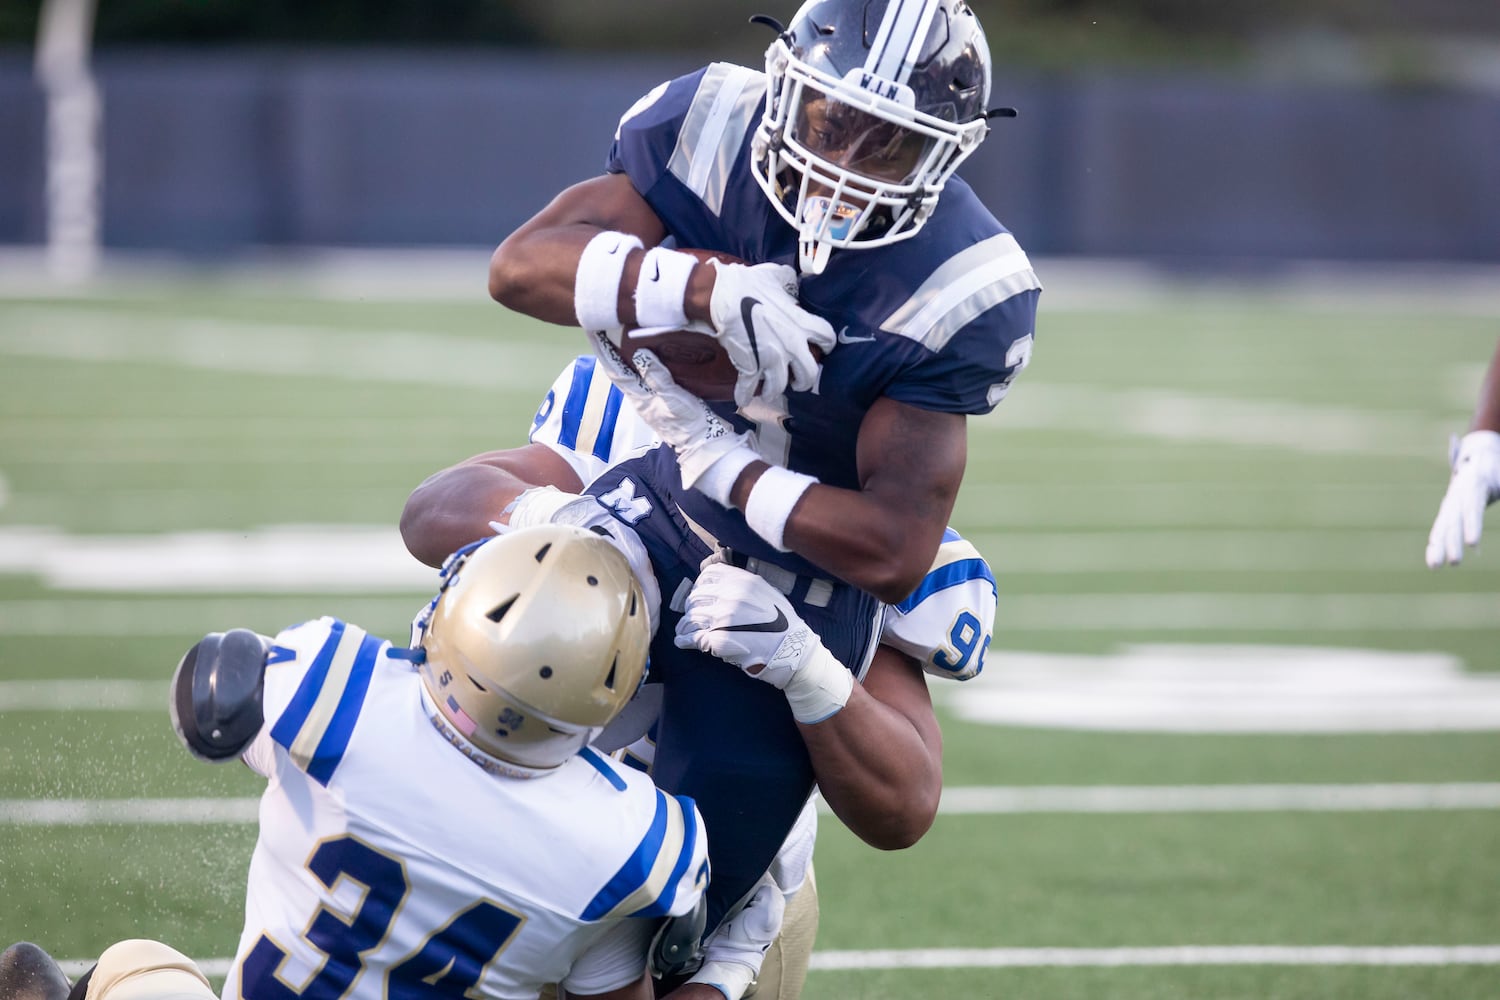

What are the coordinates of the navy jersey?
(607, 62, 1041, 572)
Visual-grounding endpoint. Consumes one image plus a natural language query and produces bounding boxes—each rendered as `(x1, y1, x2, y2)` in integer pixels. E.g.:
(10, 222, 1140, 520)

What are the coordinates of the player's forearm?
(795, 648, 943, 850)
(401, 447, 583, 567)
(729, 468, 946, 603)
(488, 174, 668, 328)
(799, 679, 943, 850)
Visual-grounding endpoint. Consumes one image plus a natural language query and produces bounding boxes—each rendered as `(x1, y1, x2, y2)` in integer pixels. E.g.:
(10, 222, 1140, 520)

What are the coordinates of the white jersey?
(227, 616, 708, 1000)
(529, 355, 997, 680)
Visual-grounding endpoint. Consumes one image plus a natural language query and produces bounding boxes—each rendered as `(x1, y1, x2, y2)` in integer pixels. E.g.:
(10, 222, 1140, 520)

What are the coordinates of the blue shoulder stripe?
(895, 557, 997, 614)
(579, 746, 629, 791)
(637, 794, 698, 919)
(269, 621, 381, 786)
(557, 357, 598, 451)
(593, 383, 624, 463)
(581, 791, 670, 921)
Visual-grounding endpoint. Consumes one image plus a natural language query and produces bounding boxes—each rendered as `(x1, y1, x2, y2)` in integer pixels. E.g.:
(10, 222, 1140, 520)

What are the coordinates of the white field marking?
(0, 597, 423, 636)
(953, 483, 1441, 530)
(0, 307, 570, 389)
(10, 784, 1500, 828)
(979, 382, 1449, 459)
(942, 645, 1500, 733)
(50, 944, 1500, 978)
(806, 945, 1500, 971)
(3, 526, 1479, 593)
(1, 593, 1496, 638)
(0, 525, 437, 592)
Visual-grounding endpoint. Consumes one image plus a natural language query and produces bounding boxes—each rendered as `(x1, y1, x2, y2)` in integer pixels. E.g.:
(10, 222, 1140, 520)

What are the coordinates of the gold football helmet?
(418, 525, 650, 772)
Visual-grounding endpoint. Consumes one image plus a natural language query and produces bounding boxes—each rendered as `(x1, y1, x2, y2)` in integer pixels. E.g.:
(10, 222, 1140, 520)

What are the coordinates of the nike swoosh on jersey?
(718, 607, 788, 633)
(738, 297, 764, 368)
(836, 326, 877, 345)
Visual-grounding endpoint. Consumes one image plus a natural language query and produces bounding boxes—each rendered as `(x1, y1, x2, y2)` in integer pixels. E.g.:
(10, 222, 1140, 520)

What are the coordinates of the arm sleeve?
(529, 356, 660, 486)
(558, 918, 655, 997)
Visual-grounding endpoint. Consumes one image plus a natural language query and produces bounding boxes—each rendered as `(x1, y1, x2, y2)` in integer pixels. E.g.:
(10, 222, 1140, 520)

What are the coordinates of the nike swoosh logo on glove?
(738, 297, 764, 368)
(719, 607, 788, 633)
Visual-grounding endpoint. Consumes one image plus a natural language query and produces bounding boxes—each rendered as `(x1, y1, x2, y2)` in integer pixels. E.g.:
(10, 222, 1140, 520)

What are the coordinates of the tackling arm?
(400, 444, 584, 568)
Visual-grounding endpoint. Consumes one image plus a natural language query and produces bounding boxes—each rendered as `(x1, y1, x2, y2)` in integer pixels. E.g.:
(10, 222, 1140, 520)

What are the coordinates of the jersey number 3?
(241, 835, 523, 1000)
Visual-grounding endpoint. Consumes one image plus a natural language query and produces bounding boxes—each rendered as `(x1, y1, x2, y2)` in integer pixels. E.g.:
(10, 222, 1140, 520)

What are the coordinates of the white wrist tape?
(574, 231, 643, 333)
(694, 444, 760, 507)
(633, 246, 697, 330)
(784, 643, 854, 724)
(744, 466, 818, 552)
(687, 960, 757, 1000)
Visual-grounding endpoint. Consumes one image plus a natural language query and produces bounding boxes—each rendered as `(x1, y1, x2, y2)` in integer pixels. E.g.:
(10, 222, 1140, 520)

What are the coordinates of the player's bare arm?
(729, 397, 965, 605)
(401, 443, 583, 568)
(489, 173, 668, 328)
(797, 644, 942, 849)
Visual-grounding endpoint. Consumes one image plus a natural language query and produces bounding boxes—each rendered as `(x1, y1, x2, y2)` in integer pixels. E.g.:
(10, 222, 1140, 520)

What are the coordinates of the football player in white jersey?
(169, 525, 709, 1000)
(402, 355, 998, 999)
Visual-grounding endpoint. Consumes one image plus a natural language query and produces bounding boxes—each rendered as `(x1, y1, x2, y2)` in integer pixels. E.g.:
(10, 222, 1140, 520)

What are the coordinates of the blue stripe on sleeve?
(579, 746, 629, 791)
(270, 620, 346, 751)
(632, 794, 699, 919)
(895, 557, 997, 614)
(580, 791, 669, 921)
(557, 356, 598, 451)
(592, 385, 625, 463)
(303, 632, 382, 785)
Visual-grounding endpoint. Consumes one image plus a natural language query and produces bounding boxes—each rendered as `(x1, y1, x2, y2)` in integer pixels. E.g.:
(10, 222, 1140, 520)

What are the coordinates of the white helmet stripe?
(865, 0, 941, 86)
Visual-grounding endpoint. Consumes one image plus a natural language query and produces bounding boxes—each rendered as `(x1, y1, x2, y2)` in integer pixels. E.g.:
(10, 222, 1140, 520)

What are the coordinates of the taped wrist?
(686, 960, 757, 1000)
(501, 486, 581, 530)
(783, 642, 854, 724)
(574, 231, 644, 333)
(693, 443, 760, 506)
(744, 466, 818, 552)
(633, 246, 697, 330)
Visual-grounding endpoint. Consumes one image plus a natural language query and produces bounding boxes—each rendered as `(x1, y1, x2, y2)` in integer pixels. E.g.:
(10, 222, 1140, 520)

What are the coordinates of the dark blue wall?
(4, 49, 1497, 262)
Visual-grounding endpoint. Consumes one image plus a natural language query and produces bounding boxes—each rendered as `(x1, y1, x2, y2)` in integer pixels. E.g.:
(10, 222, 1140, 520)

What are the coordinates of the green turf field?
(1, 265, 1497, 999)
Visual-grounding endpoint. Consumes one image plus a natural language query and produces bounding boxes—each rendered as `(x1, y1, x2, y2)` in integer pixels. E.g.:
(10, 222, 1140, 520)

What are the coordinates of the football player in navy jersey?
(471, 0, 1035, 936)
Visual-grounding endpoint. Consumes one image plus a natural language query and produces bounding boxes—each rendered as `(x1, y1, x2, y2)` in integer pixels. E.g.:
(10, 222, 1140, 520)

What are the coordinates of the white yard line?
(806, 945, 1500, 971)
(7, 785, 1500, 826)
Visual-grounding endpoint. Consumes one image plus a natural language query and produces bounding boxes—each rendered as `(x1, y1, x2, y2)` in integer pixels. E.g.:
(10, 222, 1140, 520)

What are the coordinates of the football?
(618, 248, 744, 402)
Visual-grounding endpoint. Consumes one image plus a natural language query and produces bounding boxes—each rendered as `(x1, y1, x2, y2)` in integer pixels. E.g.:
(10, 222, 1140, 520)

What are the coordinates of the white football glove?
(674, 563, 853, 723)
(687, 874, 787, 1000)
(587, 331, 759, 504)
(706, 259, 836, 409)
(499, 486, 662, 637)
(1425, 430, 1500, 568)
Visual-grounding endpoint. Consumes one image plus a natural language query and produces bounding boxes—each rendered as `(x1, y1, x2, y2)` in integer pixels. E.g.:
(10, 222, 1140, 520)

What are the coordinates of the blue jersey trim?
(579, 746, 629, 791)
(581, 791, 670, 921)
(593, 385, 625, 463)
(269, 622, 380, 786)
(895, 558, 997, 614)
(642, 794, 700, 918)
(303, 632, 381, 785)
(557, 356, 598, 451)
(266, 645, 296, 666)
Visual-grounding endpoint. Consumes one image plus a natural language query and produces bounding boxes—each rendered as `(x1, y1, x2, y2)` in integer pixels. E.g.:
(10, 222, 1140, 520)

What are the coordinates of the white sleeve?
(558, 918, 655, 997)
(882, 529, 997, 681)
(528, 355, 659, 485)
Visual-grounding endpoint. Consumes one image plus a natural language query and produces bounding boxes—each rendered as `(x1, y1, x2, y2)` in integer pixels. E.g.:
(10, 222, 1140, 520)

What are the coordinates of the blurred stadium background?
(2, 1, 1499, 998)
